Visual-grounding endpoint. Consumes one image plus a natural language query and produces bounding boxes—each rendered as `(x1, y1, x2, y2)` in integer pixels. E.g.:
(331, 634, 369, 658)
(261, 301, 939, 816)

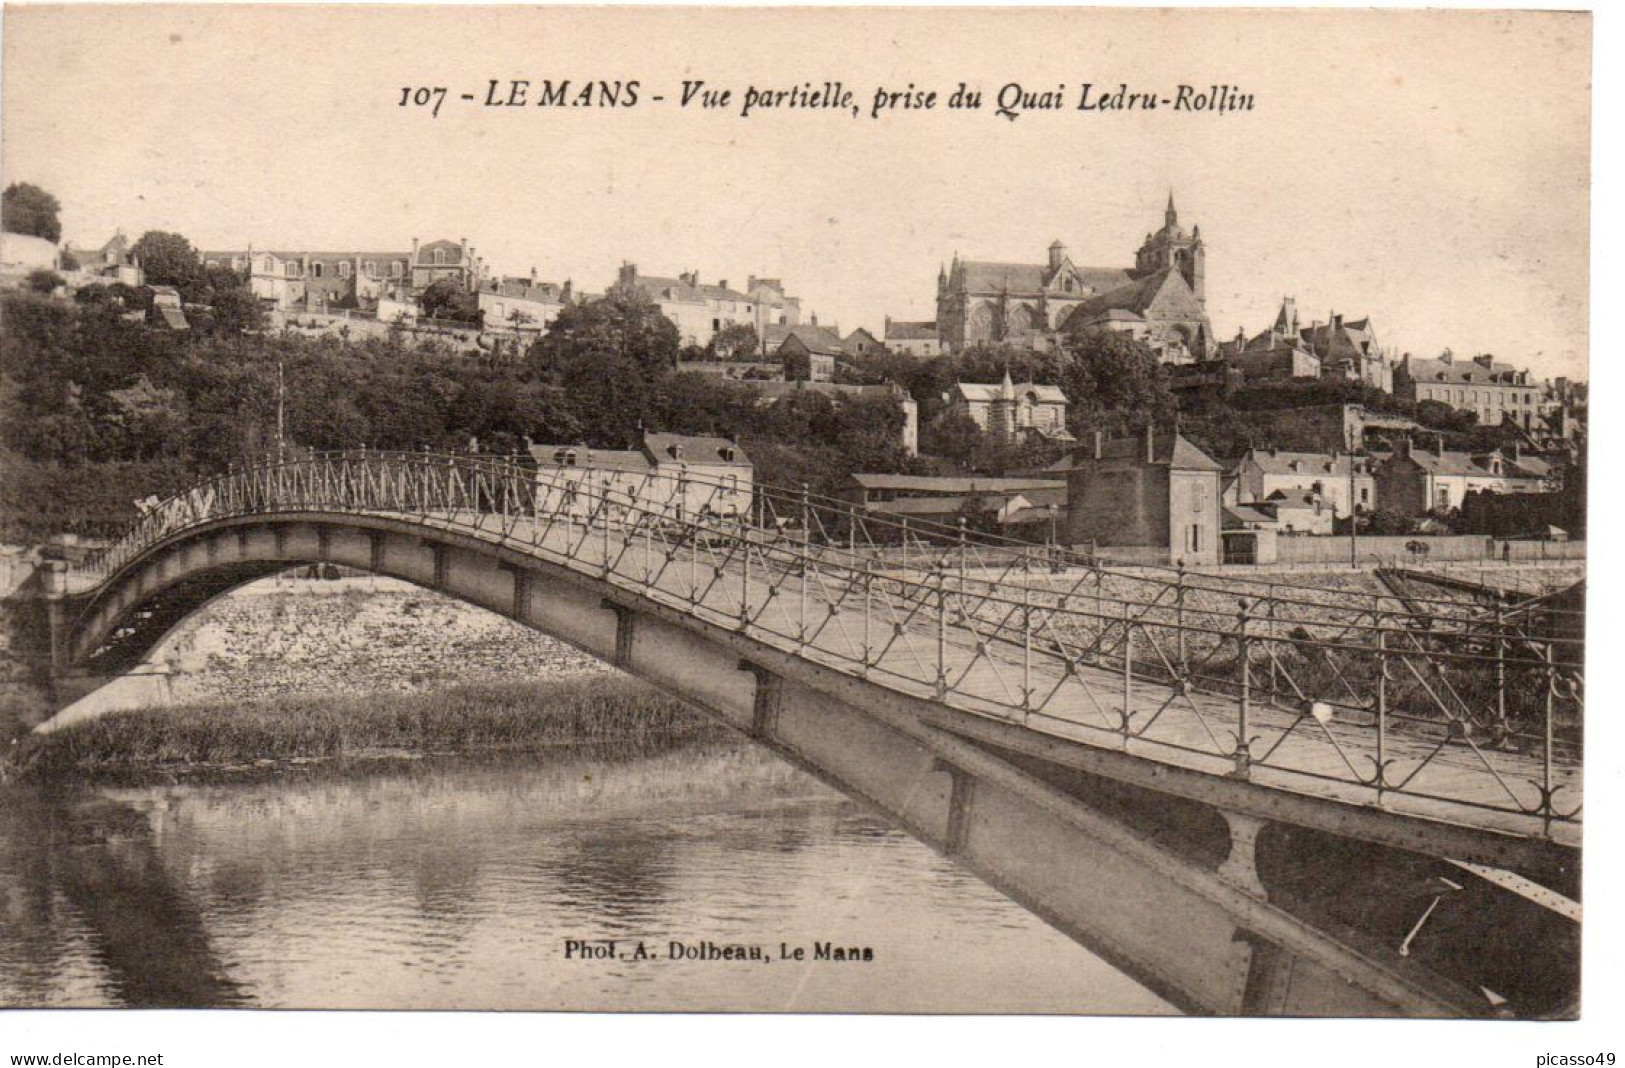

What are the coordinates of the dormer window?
(667, 444, 683, 460)
(434, 250, 448, 265)
(553, 448, 577, 466)
(719, 447, 736, 462)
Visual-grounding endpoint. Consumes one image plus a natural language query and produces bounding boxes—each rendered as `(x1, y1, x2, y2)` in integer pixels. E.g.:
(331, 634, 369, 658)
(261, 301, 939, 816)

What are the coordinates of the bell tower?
(1132, 191, 1205, 306)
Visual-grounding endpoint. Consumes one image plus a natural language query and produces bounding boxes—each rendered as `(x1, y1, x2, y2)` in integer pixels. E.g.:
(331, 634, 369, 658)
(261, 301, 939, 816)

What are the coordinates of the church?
(934, 195, 1213, 364)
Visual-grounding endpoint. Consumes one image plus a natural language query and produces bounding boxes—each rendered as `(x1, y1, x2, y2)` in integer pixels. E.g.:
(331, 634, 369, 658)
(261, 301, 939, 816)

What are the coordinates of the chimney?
(748, 275, 759, 291)
(1093, 430, 1103, 460)
(618, 262, 638, 289)
(1396, 437, 1411, 459)
(412, 237, 420, 263)
(530, 266, 538, 285)
(719, 280, 728, 291)
(460, 237, 468, 260)
(1474, 353, 1495, 369)
(810, 313, 819, 326)
(1435, 433, 1445, 455)
(1144, 424, 1155, 464)
(561, 280, 573, 303)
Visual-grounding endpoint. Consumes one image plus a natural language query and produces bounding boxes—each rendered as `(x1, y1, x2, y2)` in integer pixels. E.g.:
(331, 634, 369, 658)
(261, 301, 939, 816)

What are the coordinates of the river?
(0, 735, 1172, 1014)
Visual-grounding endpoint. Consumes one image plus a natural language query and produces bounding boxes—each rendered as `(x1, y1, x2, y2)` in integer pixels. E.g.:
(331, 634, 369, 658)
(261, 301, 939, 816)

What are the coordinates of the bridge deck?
(402, 511, 1579, 849)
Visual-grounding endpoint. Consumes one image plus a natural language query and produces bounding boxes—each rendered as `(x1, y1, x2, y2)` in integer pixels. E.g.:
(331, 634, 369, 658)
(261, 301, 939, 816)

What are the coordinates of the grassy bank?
(16, 675, 732, 776)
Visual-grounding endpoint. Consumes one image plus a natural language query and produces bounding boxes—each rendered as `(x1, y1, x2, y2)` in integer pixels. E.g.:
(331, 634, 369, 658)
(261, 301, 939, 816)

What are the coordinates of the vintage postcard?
(0, 2, 1592, 1034)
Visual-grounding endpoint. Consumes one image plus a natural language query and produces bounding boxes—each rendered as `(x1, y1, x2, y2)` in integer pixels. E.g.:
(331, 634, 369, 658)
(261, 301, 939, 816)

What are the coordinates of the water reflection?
(0, 739, 1171, 1014)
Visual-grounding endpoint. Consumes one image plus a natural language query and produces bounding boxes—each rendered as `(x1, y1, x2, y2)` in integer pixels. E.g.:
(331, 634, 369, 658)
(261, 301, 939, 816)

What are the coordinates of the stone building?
(768, 323, 844, 382)
(935, 194, 1211, 363)
(1395, 352, 1542, 429)
(883, 319, 943, 358)
(1372, 438, 1554, 517)
(1231, 448, 1375, 519)
(202, 236, 486, 311)
(944, 370, 1072, 445)
(478, 275, 573, 336)
(1061, 428, 1223, 564)
(527, 432, 753, 520)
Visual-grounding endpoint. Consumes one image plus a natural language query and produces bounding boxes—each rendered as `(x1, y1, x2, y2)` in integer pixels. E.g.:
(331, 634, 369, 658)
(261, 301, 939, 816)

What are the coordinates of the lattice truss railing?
(76, 451, 1583, 834)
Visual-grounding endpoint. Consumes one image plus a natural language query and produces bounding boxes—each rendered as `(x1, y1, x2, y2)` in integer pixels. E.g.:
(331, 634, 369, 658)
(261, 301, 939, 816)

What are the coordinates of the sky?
(1, 5, 1593, 379)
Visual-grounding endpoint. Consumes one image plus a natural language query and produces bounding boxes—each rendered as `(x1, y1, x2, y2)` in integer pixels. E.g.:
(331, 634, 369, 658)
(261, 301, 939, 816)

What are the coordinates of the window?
(339, 261, 352, 279)
(720, 447, 736, 462)
(363, 261, 376, 278)
(434, 249, 448, 265)
(1360, 487, 1371, 504)
(1191, 491, 1204, 513)
(1188, 524, 1203, 553)
(286, 263, 299, 278)
(312, 262, 324, 279)
(552, 449, 577, 466)
(391, 261, 404, 278)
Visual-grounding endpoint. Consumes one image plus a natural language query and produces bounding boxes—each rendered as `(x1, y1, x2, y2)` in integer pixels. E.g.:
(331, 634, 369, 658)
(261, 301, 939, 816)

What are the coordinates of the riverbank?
(14, 675, 732, 779)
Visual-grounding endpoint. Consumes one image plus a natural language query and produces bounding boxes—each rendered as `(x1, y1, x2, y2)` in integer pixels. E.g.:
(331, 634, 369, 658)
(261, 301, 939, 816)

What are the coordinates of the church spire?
(1165, 190, 1178, 229)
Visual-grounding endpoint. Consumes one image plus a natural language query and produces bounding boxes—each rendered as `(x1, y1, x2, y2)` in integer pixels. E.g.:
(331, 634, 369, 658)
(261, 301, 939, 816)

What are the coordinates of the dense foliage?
(1, 183, 61, 242)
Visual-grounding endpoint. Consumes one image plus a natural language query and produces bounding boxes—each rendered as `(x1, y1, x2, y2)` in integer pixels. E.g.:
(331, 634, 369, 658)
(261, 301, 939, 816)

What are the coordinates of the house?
(67, 231, 141, 284)
(768, 323, 844, 382)
(842, 473, 1065, 510)
(1061, 428, 1223, 564)
(478, 275, 572, 336)
(1231, 448, 1375, 519)
(842, 327, 885, 359)
(1300, 312, 1393, 392)
(1395, 351, 1541, 430)
(944, 370, 1072, 445)
(744, 276, 804, 337)
(612, 265, 809, 349)
(1215, 299, 1322, 381)
(883, 318, 943, 358)
(1372, 438, 1555, 517)
(528, 432, 753, 521)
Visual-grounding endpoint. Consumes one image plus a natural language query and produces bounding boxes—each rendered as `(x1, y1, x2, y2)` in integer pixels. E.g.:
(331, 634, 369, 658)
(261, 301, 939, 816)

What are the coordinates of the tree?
(529, 293, 679, 386)
(419, 278, 482, 326)
(2, 183, 62, 242)
(1058, 328, 1176, 437)
(921, 408, 983, 466)
(131, 231, 203, 291)
(710, 323, 759, 361)
(25, 269, 63, 295)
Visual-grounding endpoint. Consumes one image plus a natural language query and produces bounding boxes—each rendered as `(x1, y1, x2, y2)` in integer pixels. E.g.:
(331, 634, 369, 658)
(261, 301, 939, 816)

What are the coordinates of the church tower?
(1133, 191, 1205, 306)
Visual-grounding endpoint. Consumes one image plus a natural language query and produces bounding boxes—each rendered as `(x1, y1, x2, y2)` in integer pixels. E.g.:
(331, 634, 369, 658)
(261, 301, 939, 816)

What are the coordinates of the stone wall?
(161, 573, 609, 704)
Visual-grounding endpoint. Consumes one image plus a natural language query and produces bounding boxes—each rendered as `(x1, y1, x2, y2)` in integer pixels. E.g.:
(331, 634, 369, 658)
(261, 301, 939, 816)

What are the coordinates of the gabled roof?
(1064, 267, 1202, 326)
(885, 320, 938, 341)
(767, 323, 844, 355)
(642, 432, 751, 467)
(1403, 354, 1526, 385)
(529, 444, 651, 472)
(1239, 449, 1366, 478)
(953, 380, 1068, 405)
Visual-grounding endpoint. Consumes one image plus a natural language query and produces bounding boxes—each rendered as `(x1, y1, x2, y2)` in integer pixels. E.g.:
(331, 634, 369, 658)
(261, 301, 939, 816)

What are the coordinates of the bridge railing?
(74, 450, 1582, 835)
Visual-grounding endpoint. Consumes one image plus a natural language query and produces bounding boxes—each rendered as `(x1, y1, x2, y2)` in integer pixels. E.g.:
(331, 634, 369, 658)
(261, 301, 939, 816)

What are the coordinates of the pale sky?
(1, 5, 1592, 379)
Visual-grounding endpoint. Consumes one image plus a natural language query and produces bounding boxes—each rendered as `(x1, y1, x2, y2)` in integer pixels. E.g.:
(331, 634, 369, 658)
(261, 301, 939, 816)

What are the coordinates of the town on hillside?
(1, 183, 1588, 565)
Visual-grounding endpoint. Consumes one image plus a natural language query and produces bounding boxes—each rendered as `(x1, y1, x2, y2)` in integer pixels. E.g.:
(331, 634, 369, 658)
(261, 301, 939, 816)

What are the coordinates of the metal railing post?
(1234, 598, 1252, 780)
(935, 562, 948, 699)
(1121, 598, 1134, 740)
(1374, 622, 1388, 806)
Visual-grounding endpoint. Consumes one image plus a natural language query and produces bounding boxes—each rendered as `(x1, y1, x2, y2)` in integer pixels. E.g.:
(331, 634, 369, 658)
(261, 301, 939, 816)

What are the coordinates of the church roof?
(956, 259, 1129, 297)
(1064, 267, 1200, 325)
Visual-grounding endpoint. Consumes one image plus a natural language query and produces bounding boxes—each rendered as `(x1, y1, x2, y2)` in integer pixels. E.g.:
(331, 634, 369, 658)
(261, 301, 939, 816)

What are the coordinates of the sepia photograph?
(0, 0, 1598, 1045)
